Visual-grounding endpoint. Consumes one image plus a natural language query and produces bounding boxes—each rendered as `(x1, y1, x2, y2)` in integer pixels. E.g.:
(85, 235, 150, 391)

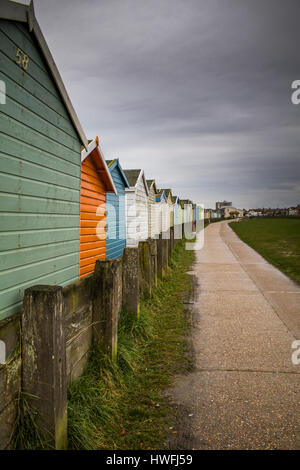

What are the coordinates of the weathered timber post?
(21, 285, 67, 450)
(174, 223, 182, 243)
(157, 234, 164, 279)
(148, 238, 158, 288)
(93, 259, 122, 360)
(168, 228, 172, 259)
(184, 221, 194, 242)
(139, 240, 152, 299)
(169, 226, 174, 256)
(122, 247, 140, 318)
(162, 231, 169, 271)
(0, 315, 21, 450)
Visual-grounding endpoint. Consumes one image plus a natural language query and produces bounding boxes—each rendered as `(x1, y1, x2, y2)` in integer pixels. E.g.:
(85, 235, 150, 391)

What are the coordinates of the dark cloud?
(33, 0, 300, 208)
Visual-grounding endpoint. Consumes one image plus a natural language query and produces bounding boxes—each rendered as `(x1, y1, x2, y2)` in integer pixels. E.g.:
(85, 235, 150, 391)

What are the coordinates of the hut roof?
(123, 169, 142, 187)
(0, 0, 88, 149)
(105, 159, 130, 188)
(81, 138, 116, 193)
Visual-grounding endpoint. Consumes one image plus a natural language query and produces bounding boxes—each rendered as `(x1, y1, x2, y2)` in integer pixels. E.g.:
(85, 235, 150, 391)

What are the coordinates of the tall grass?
(67, 239, 195, 450)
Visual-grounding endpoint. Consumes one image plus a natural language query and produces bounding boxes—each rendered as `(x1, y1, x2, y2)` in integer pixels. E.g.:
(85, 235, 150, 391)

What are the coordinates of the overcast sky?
(31, 0, 300, 209)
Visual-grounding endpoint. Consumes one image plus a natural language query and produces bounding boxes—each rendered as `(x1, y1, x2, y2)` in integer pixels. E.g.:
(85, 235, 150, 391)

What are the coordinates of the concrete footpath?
(171, 220, 300, 450)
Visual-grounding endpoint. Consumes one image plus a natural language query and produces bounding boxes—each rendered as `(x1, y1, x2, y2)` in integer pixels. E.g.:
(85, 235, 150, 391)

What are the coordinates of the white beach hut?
(124, 169, 149, 246)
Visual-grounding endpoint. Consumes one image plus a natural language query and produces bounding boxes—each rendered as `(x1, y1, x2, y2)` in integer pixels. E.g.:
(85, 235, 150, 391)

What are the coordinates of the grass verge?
(230, 217, 300, 285)
(67, 238, 195, 450)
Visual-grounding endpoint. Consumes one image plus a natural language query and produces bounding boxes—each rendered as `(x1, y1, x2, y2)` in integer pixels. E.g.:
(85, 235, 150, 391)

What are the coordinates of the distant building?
(216, 200, 232, 210)
(245, 210, 259, 217)
(263, 209, 275, 216)
(274, 208, 289, 216)
(288, 206, 300, 216)
(261, 206, 300, 217)
(221, 206, 244, 219)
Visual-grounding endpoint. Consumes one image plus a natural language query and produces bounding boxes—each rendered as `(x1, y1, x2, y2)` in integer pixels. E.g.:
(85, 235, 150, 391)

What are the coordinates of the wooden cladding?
(80, 155, 106, 278)
(0, 19, 82, 321)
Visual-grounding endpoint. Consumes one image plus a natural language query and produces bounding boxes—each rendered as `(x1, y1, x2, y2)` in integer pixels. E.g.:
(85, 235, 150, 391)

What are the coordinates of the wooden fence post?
(122, 247, 140, 318)
(21, 285, 67, 450)
(93, 259, 122, 360)
(148, 238, 158, 288)
(139, 240, 152, 299)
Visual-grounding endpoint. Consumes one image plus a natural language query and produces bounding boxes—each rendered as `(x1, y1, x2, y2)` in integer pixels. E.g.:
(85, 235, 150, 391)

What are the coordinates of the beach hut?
(156, 190, 168, 233)
(204, 208, 211, 220)
(80, 138, 116, 278)
(195, 205, 203, 222)
(124, 169, 149, 246)
(172, 196, 181, 226)
(192, 203, 197, 221)
(162, 189, 173, 228)
(181, 200, 188, 224)
(105, 159, 130, 259)
(147, 179, 160, 238)
(192, 203, 197, 230)
(0, 1, 88, 320)
(172, 195, 183, 239)
(181, 200, 193, 224)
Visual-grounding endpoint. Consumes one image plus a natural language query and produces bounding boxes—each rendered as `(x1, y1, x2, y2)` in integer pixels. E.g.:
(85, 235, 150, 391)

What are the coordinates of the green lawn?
(229, 217, 300, 285)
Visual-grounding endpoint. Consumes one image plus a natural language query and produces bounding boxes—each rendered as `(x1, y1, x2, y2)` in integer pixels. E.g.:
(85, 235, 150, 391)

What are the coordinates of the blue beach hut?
(105, 159, 130, 259)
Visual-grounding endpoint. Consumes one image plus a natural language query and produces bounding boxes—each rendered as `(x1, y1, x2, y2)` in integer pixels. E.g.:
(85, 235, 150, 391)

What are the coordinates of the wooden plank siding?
(135, 177, 148, 242)
(124, 170, 149, 247)
(147, 181, 159, 238)
(125, 190, 137, 246)
(0, 20, 82, 321)
(173, 197, 181, 226)
(165, 190, 173, 229)
(106, 162, 127, 259)
(80, 155, 106, 278)
(156, 191, 168, 233)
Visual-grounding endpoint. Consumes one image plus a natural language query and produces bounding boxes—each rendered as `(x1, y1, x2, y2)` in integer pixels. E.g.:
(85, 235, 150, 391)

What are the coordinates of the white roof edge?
(136, 169, 149, 197)
(0, 0, 88, 150)
(97, 141, 117, 194)
(81, 138, 117, 195)
(81, 139, 97, 162)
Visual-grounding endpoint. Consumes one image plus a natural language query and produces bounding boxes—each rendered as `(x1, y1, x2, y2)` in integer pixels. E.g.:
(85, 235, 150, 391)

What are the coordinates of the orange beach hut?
(80, 137, 116, 278)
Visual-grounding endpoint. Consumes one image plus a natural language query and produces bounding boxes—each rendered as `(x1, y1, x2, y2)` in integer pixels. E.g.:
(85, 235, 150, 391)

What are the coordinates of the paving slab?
(221, 222, 300, 339)
(263, 292, 300, 339)
(172, 370, 300, 450)
(170, 220, 300, 450)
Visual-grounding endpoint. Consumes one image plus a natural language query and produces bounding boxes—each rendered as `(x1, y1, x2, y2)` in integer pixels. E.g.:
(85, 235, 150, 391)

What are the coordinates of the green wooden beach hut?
(0, 0, 88, 320)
